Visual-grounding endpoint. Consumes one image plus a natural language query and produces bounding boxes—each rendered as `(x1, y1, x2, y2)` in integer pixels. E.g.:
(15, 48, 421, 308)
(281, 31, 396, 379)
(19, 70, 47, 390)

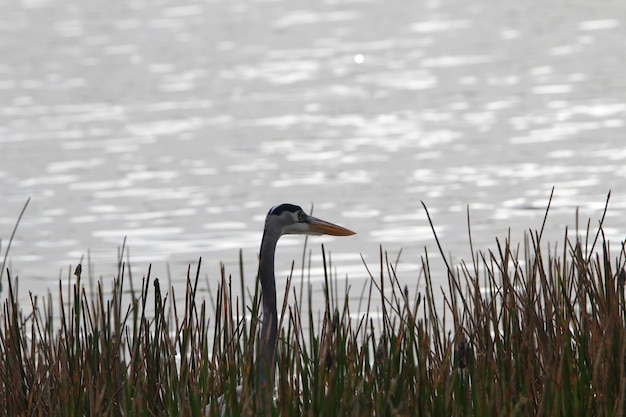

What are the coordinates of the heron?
(210, 203, 355, 416)
(256, 203, 355, 391)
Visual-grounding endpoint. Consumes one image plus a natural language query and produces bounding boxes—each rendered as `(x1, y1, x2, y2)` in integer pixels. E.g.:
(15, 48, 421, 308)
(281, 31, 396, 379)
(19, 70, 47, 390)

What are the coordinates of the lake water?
(1, 0, 625, 318)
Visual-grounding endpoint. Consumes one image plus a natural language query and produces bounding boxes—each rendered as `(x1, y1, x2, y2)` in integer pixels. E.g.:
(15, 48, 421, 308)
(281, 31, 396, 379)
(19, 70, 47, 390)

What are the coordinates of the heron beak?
(307, 216, 356, 236)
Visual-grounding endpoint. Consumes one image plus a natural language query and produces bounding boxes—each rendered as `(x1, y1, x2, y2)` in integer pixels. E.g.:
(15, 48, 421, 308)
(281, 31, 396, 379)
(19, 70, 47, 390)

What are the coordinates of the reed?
(1, 197, 625, 416)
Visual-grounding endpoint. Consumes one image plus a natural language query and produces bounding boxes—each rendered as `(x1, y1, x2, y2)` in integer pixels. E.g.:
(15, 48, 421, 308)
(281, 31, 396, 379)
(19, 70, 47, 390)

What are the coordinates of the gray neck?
(258, 226, 280, 388)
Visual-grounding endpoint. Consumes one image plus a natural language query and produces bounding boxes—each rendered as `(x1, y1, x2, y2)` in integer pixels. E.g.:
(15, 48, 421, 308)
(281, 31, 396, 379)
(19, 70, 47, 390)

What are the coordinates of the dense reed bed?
(1, 197, 625, 416)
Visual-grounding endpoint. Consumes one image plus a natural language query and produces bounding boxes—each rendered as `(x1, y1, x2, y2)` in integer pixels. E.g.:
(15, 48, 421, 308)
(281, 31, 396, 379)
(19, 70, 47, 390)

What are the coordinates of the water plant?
(1, 194, 625, 416)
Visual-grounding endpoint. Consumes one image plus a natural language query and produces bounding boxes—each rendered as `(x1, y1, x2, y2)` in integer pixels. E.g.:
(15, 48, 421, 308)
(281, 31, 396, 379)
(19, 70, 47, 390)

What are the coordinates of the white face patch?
(282, 221, 310, 235)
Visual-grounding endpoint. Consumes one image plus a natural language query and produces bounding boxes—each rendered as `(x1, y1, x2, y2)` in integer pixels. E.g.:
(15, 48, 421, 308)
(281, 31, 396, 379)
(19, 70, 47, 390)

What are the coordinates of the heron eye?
(298, 211, 306, 221)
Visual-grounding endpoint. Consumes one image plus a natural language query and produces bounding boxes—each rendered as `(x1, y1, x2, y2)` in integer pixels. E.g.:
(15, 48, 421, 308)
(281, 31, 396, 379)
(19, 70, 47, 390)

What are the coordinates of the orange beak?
(307, 216, 356, 236)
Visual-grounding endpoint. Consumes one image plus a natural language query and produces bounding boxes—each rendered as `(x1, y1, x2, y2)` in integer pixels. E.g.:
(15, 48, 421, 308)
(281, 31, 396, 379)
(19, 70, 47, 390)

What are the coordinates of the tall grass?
(1, 197, 625, 416)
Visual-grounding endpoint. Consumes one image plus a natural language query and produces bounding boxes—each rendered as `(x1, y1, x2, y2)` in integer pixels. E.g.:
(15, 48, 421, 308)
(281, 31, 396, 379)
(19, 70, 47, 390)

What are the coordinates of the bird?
(256, 203, 356, 392)
(209, 204, 355, 415)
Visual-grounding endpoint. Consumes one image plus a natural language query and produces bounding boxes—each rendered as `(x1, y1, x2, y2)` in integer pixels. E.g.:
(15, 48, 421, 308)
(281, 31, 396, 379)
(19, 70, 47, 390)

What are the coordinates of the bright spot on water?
(578, 19, 620, 31)
(409, 19, 470, 33)
(354, 54, 364, 64)
(531, 85, 572, 95)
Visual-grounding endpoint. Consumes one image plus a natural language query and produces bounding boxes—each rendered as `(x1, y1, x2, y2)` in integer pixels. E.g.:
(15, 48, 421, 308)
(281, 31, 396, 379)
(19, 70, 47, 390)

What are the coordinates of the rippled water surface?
(1, 0, 625, 312)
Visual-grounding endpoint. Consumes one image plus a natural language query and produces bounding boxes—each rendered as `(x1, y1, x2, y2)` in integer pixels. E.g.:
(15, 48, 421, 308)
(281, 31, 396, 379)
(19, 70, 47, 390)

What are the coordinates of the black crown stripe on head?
(268, 203, 303, 216)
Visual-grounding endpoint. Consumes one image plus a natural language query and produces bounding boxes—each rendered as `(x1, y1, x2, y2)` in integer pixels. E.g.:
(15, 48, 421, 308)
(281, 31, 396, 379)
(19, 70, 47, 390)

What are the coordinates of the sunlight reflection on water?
(0, 0, 625, 320)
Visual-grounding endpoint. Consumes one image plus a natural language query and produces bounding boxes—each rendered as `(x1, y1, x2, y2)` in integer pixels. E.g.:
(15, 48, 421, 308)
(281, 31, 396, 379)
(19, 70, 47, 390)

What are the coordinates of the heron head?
(266, 203, 356, 237)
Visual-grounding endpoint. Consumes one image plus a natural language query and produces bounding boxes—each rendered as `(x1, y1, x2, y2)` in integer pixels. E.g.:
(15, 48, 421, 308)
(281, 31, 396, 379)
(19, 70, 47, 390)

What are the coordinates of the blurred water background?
(1, 0, 625, 315)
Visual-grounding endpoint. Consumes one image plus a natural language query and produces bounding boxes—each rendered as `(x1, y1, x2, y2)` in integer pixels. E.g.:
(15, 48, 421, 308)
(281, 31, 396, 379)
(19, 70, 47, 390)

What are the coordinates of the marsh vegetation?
(1, 197, 625, 416)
